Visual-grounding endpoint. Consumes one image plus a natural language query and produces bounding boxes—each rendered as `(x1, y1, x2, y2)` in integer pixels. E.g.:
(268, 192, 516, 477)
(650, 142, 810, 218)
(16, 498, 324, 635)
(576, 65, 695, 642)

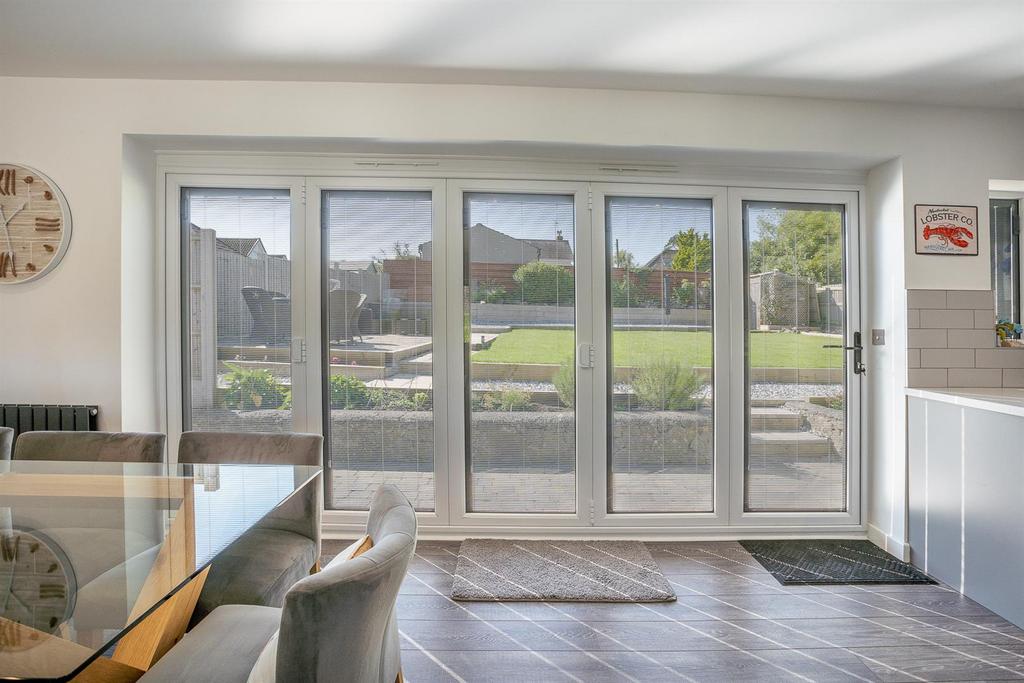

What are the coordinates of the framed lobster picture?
(915, 204, 978, 256)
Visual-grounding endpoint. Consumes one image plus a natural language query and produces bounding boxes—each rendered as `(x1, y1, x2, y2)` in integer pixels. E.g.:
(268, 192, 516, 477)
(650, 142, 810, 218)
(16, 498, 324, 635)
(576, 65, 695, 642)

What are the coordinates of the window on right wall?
(991, 198, 1021, 325)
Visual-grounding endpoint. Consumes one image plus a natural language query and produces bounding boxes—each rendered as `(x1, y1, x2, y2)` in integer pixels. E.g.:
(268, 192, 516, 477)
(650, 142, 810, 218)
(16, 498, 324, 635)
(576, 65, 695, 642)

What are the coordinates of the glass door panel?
(743, 200, 848, 512)
(182, 188, 294, 433)
(463, 192, 577, 513)
(605, 196, 715, 513)
(322, 190, 436, 512)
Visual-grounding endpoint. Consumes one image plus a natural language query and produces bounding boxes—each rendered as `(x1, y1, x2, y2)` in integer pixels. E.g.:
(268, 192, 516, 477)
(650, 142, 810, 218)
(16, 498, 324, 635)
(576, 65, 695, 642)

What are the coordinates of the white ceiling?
(2, 0, 1023, 108)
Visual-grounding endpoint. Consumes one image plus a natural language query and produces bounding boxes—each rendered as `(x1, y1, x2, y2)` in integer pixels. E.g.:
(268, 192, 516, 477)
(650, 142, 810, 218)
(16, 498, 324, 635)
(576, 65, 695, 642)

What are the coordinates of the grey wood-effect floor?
(322, 540, 1024, 682)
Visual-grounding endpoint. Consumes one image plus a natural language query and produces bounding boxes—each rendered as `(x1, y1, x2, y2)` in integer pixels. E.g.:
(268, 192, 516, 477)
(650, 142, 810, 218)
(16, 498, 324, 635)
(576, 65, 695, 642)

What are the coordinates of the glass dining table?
(0, 459, 321, 682)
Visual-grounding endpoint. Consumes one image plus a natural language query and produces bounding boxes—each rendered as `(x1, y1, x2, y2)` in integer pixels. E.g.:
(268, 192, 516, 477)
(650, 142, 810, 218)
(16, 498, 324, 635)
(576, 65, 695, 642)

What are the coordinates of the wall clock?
(0, 528, 77, 648)
(0, 163, 72, 284)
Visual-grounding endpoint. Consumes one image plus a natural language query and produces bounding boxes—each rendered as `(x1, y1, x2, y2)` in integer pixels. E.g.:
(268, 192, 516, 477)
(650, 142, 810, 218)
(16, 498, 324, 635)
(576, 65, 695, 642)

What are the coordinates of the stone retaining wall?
(194, 408, 713, 473)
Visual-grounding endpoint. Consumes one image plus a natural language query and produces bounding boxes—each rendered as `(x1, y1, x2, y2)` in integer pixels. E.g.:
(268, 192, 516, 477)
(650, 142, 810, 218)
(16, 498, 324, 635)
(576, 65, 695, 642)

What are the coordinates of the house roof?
(216, 237, 265, 257)
(644, 247, 677, 268)
(524, 237, 574, 261)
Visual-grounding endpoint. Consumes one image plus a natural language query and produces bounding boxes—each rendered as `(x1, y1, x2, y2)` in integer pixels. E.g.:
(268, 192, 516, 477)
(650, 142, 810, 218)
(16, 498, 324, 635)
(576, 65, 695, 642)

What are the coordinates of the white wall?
(0, 76, 1022, 538)
(120, 136, 160, 431)
(865, 157, 908, 557)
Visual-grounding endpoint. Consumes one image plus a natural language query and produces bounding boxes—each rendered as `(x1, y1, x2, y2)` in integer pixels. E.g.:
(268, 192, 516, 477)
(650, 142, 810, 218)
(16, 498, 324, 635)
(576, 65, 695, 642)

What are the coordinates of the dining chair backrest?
(176, 431, 322, 466)
(13, 431, 166, 463)
(0, 427, 12, 461)
(276, 484, 416, 683)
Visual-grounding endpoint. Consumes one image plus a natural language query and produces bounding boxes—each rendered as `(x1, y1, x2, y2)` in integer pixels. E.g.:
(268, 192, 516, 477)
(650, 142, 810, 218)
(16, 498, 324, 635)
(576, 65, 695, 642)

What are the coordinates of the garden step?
(749, 399, 787, 408)
(748, 431, 833, 456)
(749, 407, 805, 431)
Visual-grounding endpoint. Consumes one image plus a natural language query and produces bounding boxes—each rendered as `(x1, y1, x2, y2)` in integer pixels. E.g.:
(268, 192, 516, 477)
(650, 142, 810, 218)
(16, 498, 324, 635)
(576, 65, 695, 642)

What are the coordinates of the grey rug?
(451, 539, 676, 602)
(740, 539, 936, 585)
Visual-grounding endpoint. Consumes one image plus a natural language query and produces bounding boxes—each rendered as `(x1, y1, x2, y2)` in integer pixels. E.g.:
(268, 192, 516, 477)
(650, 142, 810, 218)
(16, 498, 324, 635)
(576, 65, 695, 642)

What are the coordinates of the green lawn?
(472, 328, 843, 368)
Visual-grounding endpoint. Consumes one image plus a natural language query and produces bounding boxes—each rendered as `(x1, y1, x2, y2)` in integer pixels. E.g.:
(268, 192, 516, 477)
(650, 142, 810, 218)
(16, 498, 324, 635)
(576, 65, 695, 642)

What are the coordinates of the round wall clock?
(0, 163, 72, 284)
(0, 528, 77, 648)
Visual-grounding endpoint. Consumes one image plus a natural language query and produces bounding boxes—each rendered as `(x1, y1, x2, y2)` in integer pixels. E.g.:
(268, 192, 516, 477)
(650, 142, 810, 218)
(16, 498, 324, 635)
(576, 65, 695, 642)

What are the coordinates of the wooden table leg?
(110, 566, 209, 671)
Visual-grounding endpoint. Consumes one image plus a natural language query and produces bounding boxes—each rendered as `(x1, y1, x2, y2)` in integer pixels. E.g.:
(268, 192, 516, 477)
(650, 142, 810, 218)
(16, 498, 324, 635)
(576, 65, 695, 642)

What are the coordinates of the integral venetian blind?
(0, 164, 72, 284)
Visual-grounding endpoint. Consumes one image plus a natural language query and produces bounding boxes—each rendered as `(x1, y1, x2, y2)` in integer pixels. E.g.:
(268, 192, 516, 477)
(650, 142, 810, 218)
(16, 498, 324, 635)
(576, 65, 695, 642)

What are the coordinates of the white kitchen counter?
(906, 386, 1024, 417)
(906, 388, 1024, 629)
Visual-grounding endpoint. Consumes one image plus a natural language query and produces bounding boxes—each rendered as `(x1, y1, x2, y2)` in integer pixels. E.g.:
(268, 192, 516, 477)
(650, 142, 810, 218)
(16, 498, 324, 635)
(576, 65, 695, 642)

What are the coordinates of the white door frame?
(164, 174, 308, 461)
(589, 183, 732, 527)
(161, 165, 866, 537)
(726, 186, 863, 528)
(307, 177, 450, 528)
(445, 178, 594, 528)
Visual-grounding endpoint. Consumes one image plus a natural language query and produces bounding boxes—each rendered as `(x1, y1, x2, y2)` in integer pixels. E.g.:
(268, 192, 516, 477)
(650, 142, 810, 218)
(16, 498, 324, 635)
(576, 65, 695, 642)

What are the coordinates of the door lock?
(577, 344, 596, 369)
(823, 331, 866, 375)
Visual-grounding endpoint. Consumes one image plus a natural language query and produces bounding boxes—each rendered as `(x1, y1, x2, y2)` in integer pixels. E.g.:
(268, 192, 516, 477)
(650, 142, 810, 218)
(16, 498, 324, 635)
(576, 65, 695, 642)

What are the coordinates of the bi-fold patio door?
(172, 173, 861, 532)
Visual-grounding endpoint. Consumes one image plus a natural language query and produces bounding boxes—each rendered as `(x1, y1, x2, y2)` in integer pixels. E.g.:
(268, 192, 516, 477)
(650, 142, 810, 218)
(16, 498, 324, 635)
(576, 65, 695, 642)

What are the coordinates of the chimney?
(556, 229, 563, 241)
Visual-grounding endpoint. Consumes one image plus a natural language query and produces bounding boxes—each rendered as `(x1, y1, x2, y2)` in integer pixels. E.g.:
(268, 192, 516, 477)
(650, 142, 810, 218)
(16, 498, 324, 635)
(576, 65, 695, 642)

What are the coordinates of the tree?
(391, 241, 415, 259)
(748, 210, 842, 285)
(670, 229, 713, 272)
(613, 239, 637, 269)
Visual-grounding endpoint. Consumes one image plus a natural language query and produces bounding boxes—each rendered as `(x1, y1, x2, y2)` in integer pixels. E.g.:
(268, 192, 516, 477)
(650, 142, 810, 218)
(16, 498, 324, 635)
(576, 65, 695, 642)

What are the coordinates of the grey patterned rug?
(740, 539, 936, 585)
(451, 539, 676, 602)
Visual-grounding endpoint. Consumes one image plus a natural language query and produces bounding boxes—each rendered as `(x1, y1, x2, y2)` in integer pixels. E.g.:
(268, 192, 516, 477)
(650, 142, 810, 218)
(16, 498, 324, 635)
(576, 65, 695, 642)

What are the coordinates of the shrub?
(366, 389, 432, 411)
(329, 374, 370, 409)
(478, 389, 532, 412)
(223, 364, 288, 411)
(632, 357, 703, 410)
(552, 358, 575, 408)
(513, 261, 574, 305)
(611, 269, 654, 307)
(475, 280, 515, 304)
(672, 281, 695, 307)
(410, 391, 431, 411)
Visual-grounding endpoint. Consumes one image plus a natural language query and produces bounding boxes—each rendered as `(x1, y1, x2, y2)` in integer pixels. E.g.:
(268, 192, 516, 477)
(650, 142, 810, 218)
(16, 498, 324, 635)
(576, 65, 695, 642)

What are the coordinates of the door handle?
(823, 331, 866, 375)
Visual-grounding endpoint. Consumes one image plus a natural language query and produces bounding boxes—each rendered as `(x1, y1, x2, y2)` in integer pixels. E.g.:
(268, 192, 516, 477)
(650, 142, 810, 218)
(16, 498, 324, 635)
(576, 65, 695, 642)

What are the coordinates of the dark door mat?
(739, 540, 936, 585)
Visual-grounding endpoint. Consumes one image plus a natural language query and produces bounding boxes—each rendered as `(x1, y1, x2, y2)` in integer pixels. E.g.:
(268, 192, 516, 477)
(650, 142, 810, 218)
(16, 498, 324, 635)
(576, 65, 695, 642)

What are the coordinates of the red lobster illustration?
(922, 223, 974, 249)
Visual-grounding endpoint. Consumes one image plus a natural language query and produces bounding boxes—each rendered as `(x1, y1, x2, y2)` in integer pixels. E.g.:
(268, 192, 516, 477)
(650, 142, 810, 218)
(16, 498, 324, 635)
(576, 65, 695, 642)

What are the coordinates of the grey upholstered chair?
(177, 431, 324, 625)
(0, 427, 12, 461)
(10, 431, 166, 634)
(13, 431, 166, 463)
(140, 485, 416, 683)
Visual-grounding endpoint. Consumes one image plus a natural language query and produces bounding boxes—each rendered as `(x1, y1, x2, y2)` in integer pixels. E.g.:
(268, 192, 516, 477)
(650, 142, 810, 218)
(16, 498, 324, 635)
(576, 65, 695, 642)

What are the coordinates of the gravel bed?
(471, 379, 842, 399)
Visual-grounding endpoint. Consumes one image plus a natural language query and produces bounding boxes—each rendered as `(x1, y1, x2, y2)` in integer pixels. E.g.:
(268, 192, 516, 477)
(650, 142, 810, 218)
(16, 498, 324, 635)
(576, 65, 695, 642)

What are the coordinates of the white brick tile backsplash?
(908, 369, 947, 388)
(946, 329, 996, 349)
(920, 349, 975, 368)
(948, 368, 1003, 387)
(975, 309, 996, 329)
(946, 290, 996, 309)
(903, 290, 1010, 386)
(907, 290, 947, 309)
(908, 329, 948, 348)
(919, 309, 976, 329)
(974, 348, 1024, 368)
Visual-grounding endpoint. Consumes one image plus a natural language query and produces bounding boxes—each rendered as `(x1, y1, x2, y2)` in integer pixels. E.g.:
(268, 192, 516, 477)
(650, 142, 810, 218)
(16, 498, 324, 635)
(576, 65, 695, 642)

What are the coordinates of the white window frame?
(727, 186, 863, 528)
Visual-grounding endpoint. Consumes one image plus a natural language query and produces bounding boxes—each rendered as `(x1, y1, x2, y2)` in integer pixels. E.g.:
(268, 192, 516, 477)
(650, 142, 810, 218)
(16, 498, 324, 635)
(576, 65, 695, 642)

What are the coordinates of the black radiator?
(0, 404, 99, 441)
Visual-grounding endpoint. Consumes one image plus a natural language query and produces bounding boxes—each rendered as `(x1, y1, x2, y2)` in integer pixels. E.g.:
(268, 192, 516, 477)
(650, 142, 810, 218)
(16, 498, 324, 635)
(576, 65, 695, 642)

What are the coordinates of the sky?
(186, 189, 718, 266)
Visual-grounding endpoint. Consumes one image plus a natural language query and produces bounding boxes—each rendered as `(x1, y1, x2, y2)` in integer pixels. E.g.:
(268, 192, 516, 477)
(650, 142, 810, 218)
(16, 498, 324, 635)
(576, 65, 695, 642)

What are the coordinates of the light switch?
(871, 329, 885, 345)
